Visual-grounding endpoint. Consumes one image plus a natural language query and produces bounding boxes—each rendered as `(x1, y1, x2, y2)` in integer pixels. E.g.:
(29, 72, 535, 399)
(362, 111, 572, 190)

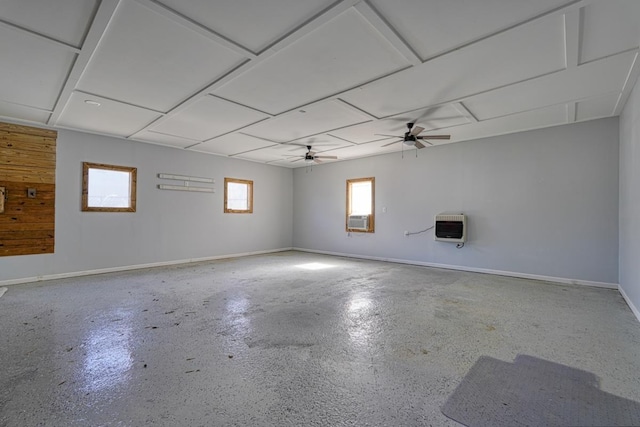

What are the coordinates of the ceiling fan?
(377, 122, 450, 149)
(285, 145, 338, 164)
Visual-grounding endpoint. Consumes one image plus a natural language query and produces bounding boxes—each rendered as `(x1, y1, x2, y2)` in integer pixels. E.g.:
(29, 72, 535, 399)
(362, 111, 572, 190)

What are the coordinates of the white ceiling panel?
(340, 14, 566, 118)
(450, 104, 567, 143)
(463, 51, 636, 121)
(130, 130, 200, 148)
(214, 8, 411, 114)
(242, 100, 371, 142)
(0, 0, 98, 47)
(149, 96, 270, 141)
(155, 0, 335, 53)
(368, 0, 569, 60)
(316, 139, 403, 160)
(0, 101, 50, 124)
(0, 0, 635, 166)
(58, 92, 161, 137)
(580, 1, 640, 64)
(191, 133, 277, 156)
(77, 0, 246, 112)
(233, 145, 292, 163)
(575, 93, 620, 122)
(329, 104, 470, 144)
(233, 139, 351, 165)
(0, 27, 76, 110)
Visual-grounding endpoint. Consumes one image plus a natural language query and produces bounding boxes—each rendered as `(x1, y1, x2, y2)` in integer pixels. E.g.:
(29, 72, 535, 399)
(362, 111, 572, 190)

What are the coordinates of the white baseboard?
(291, 247, 619, 289)
(618, 285, 640, 323)
(0, 248, 293, 287)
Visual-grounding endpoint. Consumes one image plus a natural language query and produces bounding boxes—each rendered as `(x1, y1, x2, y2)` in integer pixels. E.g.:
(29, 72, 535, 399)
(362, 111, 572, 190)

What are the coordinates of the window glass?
(224, 178, 253, 213)
(82, 162, 136, 212)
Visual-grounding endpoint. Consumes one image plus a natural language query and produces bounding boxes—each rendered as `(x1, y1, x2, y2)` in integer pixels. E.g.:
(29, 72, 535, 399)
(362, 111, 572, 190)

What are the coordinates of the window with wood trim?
(82, 162, 137, 212)
(346, 177, 375, 233)
(224, 178, 253, 213)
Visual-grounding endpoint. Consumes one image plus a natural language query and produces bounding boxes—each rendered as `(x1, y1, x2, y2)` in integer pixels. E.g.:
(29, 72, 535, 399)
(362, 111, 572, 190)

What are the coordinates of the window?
(82, 162, 137, 212)
(224, 178, 253, 213)
(346, 177, 374, 232)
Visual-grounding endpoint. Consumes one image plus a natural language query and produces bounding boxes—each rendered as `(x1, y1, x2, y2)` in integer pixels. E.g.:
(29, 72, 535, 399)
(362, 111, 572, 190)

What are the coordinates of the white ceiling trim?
(563, 9, 581, 68)
(420, 0, 586, 64)
(133, 0, 256, 59)
(453, 103, 479, 123)
(566, 102, 577, 122)
(0, 99, 53, 114)
(48, 0, 121, 126)
(256, 0, 361, 55)
(197, 116, 272, 144)
(130, 0, 362, 139)
(0, 18, 81, 53)
(71, 89, 167, 116)
(352, 1, 421, 66)
(613, 52, 640, 115)
(335, 99, 379, 120)
(210, 95, 275, 118)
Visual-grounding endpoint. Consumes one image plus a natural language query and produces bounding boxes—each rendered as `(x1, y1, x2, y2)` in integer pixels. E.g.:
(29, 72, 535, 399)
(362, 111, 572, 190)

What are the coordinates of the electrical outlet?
(27, 188, 36, 198)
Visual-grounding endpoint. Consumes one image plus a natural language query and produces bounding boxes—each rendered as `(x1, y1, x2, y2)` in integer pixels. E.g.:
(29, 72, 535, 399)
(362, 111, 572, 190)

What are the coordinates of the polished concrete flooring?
(1, 251, 639, 426)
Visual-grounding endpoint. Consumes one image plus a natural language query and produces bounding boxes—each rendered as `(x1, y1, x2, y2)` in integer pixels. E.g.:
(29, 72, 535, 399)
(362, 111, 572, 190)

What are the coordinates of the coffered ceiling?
(0, 0, 638, 167)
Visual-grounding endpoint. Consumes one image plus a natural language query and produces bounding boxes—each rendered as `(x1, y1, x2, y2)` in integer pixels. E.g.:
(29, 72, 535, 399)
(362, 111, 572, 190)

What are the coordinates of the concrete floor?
(1, 251, 639, 426)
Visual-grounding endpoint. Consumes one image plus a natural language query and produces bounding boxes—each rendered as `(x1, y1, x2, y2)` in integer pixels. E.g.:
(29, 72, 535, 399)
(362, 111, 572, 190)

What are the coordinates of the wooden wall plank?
(0, 214, 55, 224)
(0, 155, 55, 168)
(0, 122, 56, 256)
(0, 245, 54, 256)
(0, 123, 57, 138)
(0, 133, 57, 153)
(0, 166, 56, 184)
(0, 238, 53, 248)
(0, 230, 54, 240)
(0, 148, 56, 161)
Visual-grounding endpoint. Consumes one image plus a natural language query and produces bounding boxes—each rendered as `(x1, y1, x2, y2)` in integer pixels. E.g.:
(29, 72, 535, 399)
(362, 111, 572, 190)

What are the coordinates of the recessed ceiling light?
(84, 100, 101, 106)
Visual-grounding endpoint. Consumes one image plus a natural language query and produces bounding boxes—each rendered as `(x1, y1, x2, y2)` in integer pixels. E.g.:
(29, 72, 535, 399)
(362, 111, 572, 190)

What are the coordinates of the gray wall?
(293, 118, 620, 285)
(0, 129, 293, 282)
(620, 79, 640, 314)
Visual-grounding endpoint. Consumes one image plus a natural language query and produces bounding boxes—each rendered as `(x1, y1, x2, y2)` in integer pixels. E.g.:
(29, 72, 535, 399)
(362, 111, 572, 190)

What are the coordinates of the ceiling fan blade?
(309, 151, 316, 156)
(381, 139, 401, 147)
(314, 155, 338, 159)
(410, 126, 425, 136)
(414, 141, 426, 149)
(314, 158, 323, 163)
(417, 134, 451, 140)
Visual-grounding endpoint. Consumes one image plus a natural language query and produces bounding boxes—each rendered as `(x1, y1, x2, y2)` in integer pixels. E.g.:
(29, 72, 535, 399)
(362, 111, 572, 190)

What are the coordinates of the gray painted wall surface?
(293, 118, 619, 284)
(0, 129, 293, 282)
(620, 80, 640, 312)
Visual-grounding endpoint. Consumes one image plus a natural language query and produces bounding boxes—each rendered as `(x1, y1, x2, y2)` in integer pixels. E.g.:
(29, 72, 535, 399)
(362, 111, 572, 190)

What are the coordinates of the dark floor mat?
(441, 355, 640, 427)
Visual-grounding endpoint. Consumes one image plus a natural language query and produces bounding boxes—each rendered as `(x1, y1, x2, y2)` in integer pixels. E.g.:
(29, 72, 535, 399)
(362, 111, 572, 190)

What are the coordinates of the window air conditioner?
(347, 215, 369, 231)
(434, 213, 466, 242)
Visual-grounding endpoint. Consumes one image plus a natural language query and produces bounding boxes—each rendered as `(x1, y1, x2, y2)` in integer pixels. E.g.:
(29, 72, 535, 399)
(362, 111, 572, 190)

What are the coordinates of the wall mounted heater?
(347, 215, 369, 231)
(434, 213, 466, 242)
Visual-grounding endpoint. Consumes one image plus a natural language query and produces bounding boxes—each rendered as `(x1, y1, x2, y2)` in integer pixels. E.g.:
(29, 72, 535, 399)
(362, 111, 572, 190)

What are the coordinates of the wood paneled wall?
(0, 122, 57, 256)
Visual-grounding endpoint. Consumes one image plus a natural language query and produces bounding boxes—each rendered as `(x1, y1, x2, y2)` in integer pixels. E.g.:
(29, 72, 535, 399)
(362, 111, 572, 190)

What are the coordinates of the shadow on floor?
(441, 354, 640, 427)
